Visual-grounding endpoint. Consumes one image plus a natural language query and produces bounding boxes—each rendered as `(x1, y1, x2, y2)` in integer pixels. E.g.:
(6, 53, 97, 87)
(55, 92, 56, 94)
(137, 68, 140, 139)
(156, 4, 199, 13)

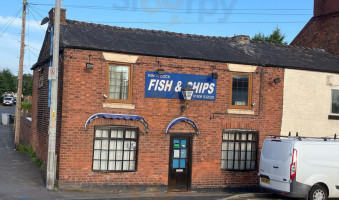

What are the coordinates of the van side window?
(221, 131, 257, 171)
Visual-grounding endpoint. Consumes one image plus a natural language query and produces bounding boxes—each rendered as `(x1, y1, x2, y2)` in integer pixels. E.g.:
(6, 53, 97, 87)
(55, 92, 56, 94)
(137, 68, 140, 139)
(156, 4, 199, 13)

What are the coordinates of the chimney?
(233, 34, 251, 44)
(314, 0, 339, 17)
(48, 8, 67, 25)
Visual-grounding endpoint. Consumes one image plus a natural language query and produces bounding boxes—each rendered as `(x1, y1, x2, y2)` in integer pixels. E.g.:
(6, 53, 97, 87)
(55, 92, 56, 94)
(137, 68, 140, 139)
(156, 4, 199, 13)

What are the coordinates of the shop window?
(93, 126, 138, 172)
(331, 88, 339, 114)
(230, 73, 252, 109)
(107, 63, 132, 103)
(221, 131, 257, 171)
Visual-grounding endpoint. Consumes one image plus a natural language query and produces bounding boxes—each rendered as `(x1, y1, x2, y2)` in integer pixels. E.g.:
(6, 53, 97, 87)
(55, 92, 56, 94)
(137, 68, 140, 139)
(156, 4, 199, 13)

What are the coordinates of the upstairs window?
(107, 63, 132, 103)
(230, 73, 252, 109)
(38, 68, 44, 88)
(221, 130, 257, 171)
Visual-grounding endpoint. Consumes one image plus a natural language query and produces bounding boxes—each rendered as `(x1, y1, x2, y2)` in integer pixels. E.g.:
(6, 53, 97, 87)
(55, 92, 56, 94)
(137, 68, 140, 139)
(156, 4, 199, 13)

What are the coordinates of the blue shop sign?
(145, 71, 217, 101)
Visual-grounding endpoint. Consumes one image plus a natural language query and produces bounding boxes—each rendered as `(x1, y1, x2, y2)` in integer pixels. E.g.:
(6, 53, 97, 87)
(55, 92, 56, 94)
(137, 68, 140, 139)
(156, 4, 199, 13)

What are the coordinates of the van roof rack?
(266, 133, 337, 141)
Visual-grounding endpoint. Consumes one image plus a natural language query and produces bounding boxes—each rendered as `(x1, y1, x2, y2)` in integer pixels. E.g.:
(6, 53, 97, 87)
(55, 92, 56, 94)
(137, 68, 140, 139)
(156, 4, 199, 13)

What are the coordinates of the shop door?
(168, 135, 192, 191)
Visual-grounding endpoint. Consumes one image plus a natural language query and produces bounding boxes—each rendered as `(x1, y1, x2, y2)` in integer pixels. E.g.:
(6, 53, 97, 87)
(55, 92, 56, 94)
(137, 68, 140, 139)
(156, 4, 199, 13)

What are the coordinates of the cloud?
(0, 15, 47, 32)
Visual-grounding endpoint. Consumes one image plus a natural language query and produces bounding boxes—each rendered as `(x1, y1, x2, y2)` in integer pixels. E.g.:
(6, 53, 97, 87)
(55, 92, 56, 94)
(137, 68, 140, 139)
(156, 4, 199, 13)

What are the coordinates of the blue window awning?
(84, 113, 149, 134)
(166, 117, 199, 135)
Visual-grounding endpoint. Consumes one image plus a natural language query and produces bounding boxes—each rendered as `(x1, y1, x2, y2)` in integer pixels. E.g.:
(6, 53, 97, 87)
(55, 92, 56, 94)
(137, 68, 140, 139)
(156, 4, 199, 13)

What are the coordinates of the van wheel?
(308, 184, 328, 200)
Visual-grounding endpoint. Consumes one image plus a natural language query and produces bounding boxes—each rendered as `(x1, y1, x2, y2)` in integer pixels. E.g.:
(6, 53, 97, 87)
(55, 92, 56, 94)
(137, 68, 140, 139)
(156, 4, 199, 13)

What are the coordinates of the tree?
(0, 69, 16, 95)
(253, 27, 287, 45)
(22, 73, 33, 96)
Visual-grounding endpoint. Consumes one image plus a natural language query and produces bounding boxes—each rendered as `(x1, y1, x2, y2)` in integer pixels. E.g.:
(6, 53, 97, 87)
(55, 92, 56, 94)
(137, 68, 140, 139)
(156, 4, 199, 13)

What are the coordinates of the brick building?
(291, 0, 339, 57)
(30, 8, 339, 191)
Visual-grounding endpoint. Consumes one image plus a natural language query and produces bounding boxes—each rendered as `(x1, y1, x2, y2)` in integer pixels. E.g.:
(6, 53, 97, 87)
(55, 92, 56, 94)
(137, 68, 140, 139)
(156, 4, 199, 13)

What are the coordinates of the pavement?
(0, 105, 283, 200)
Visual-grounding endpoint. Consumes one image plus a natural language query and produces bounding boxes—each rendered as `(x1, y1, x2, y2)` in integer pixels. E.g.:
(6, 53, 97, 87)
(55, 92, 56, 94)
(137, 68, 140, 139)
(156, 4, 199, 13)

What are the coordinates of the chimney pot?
(233, 35, 251, 44)
(48, 8, 67, 25)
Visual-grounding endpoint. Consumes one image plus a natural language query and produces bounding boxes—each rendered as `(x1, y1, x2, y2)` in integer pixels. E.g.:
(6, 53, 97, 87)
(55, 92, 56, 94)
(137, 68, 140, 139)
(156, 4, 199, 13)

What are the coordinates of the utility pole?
(46, 0, 60, 190)
(14, 0, 27, 149)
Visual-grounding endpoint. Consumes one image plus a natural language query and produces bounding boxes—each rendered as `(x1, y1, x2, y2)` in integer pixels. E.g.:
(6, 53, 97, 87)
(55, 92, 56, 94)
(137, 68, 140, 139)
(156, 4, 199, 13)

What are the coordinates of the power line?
(0, 7, 23, 38)
(27, 4, 48, 32)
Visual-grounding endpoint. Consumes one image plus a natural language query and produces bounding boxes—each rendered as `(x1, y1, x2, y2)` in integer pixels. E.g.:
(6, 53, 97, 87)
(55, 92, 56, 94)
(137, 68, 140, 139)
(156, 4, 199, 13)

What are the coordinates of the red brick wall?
(56, 48, 284, 190)
(291, 13, 339, 57)
(314, 0, 339, 17)
(19, 112, 31, 146)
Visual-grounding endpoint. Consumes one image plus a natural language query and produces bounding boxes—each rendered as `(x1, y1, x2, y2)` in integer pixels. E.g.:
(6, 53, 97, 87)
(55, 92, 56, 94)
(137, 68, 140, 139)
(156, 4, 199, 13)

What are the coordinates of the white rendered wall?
(281, 69, 339, 137)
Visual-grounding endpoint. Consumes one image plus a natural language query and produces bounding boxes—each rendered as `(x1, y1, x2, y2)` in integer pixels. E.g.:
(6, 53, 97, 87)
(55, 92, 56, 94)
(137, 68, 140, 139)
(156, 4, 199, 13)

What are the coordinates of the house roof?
(40, 20, 339, 73)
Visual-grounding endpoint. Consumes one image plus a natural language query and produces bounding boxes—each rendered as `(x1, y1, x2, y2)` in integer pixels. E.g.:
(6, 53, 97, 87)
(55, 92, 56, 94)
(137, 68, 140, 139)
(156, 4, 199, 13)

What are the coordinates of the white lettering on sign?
(148, 79, 173, 91)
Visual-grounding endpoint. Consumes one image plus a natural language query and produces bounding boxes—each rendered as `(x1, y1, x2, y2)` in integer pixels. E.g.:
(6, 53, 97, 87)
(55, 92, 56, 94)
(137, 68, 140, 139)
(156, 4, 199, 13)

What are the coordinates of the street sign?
(48, 67, 56, 80)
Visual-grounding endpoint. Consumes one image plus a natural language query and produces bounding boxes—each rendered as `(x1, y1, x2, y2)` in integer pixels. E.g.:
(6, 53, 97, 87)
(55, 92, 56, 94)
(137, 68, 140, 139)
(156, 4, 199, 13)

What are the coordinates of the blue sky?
(0, 0, 313, 74)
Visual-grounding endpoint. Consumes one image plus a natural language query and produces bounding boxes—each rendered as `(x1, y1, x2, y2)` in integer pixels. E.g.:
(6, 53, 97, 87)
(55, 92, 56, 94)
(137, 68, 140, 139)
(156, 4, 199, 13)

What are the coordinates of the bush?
(21, 101, 32, 111)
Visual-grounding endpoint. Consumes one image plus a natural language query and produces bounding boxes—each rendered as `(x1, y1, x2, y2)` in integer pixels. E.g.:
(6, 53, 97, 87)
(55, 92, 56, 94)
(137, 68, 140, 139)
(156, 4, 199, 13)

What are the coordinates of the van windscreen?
(262, 140, 292, 161)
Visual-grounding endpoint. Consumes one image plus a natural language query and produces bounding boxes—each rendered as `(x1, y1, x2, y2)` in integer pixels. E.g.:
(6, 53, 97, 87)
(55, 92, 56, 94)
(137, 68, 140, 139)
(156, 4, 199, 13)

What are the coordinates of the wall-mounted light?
(156, 68, 165, 75)
(273, 78, 281, 84)
(180, 84, 194, 115)
(86, 62, 94, 69)
(211, 72, 218, 79)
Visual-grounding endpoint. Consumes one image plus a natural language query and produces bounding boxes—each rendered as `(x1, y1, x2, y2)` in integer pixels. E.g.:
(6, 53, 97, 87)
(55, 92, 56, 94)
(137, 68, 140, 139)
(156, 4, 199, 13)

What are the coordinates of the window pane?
(181, 149, 187, 158)
(116, 150, 123, 160)
(235, 142, 240, 150)
(131, 131, 136, 139)
(102, 130, 109, 138)
(100, 161, 107, 170)
(94, 140, 101, 149)
(123, 161, 129, 170)
(95, 130, 102, 138)
(227, 160, 233, 169)
(181, 140, 187, 148)
(234, 161, 239, 169)
(241, 133, 247, 141)
(125, 130, 131, 138)
(228, 142, 234, 150)
(221, 151, 227, 159)
(248, 133, 253, 140)
(93, 160, 100, 170)
(130, 141, 137, 150)
(124, 141, 130, 150)
(108, 161, 115, 170)
(221, 160, 227, 169)
(222, 142, 227, 150)
(117, 141, 123, 150)
(110, 141, 116, 150)
(93, 150, 100, 159)
(109, 150, 116, 160)
(108, 65, 129, 100)
(102, 140, 109, 150)
(223, 133, 228, 140)
(229, 133, 234, 140)
(116, 161, 122, 170)
(240, 161, 245, 170)
(101, 150, 108, 160)
(228, 151, 234, 159)
(174, 149, 180, 158)
(180, 159, 186, 168)
(123, 151, 130, 160)
(173, 159, 179, 168)
(130, 151, 135, 160)
(117, 130, 123, 138)
(111, 130, 117, 138)
(232, 75, 249, 106)
(332, 90, 339, 113)
(129, 161, 135, 170)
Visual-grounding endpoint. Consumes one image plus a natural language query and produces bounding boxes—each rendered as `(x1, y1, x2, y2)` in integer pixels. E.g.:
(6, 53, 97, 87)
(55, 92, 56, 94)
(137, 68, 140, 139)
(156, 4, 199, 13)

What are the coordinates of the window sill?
(328, 115, 339, 120)
(228, 109, 254, 115)
(103, 103, 135, 110)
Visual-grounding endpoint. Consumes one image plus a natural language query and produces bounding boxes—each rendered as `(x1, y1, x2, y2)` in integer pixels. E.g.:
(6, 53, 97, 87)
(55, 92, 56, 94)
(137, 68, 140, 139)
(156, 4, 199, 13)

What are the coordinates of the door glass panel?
(180, 159, 186, 168)
(173, 159, 179, 168)
(180, 149, 187, 158)
(174, 149, 180, 158)
(181, 140, 187, 148)
(174, 139, 180, 148)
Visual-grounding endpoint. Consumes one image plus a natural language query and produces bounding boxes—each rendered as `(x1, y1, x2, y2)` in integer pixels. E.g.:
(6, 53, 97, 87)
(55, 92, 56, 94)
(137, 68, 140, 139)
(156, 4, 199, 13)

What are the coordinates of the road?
(0, 104, 15, 115)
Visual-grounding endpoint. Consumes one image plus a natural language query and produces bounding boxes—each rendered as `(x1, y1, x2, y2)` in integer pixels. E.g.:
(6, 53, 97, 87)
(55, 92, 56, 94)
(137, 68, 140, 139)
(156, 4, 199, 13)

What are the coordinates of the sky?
(0, 0, 314, 75)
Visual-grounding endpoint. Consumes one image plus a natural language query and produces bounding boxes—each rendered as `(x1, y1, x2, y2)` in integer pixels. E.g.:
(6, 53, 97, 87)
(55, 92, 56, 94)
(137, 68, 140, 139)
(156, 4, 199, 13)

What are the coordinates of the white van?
(259, 135, 339, 200)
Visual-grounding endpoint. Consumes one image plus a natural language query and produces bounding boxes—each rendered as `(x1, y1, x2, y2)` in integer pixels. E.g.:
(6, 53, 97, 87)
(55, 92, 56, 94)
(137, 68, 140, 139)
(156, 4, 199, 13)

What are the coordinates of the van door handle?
(273, 166, 279, 169)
